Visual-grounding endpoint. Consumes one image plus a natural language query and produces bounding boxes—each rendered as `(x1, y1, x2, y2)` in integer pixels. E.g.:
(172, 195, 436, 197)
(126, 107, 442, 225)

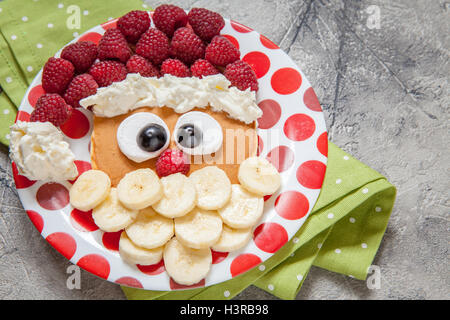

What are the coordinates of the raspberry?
(89, 60, 127, 87)
(160, 59, 190, 77)
(126, 54, 160, 77)
(63, 74, 98, 108)
(61, 41, 98, 73)
(153, 4, 188, 38)
(117, 10, 150, 43)
(155, 148, 190, 177)
(42, 57, 75, 94)
(205, 35, 240, 67)
(98, 28, 131, 62)
(224, 60, 259, 91)
(170, 27, 205, 65)
(190, 59, 219, 78)
(135, 28, 170, 66)
(188, 8, 225, 42)
(30, 93, 72, 127)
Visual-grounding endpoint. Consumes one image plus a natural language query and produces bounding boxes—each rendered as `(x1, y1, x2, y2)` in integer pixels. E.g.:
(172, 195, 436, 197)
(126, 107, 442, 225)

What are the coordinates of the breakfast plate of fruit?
(9, 4, 328, 290)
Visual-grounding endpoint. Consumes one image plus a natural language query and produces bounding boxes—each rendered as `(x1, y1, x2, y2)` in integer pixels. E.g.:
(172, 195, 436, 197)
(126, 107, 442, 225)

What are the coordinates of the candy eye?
(174, 111, 223, 155)
(117, 112, 170, 163)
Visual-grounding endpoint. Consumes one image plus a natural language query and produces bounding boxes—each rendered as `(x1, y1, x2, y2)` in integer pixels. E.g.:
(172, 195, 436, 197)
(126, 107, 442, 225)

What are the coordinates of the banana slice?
(174, 208, 222, 249)
(152, 173, 197, 218)
(119, 232, 163, 266)
(211, 225, 253, 252)
(218, 184, 264, 229)
(125, 207, 174, 249)
(238, 156, 281, 196)
(117, 168, 163, 210)
(189, 166, 231, 210)
(92, 188, 138, 232)
(69, 170, 111, 212)
(163, 237, 212, 286)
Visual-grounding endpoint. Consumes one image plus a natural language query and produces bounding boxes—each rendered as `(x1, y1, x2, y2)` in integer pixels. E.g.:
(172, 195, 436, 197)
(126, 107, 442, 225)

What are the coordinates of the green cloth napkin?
(0, 0, 396, 300)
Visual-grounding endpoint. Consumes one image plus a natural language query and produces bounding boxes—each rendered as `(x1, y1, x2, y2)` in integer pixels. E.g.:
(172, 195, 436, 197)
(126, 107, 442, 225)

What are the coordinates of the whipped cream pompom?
(9, 121, 78, 181)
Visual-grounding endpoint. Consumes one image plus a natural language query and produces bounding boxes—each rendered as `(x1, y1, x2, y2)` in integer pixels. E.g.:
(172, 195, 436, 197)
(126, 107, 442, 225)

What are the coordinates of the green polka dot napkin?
(0, 0, 396, 300)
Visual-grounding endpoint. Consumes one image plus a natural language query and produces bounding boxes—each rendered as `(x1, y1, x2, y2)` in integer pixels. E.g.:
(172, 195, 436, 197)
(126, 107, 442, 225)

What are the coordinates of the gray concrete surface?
(0, 0, 449, 300)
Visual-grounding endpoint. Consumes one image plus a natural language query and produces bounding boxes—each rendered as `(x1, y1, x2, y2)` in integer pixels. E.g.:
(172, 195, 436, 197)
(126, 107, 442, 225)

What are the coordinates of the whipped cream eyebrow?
(80, 73, 262, 124)
(9, 121, 78, 181)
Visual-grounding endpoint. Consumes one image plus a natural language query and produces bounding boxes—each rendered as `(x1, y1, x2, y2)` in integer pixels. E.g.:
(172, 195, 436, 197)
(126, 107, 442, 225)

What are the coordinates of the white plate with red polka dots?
(13, 15, 328, 291)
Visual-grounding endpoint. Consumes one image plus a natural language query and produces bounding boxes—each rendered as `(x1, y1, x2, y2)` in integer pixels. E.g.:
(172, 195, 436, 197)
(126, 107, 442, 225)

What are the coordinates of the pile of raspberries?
(31, 4, 259, 128)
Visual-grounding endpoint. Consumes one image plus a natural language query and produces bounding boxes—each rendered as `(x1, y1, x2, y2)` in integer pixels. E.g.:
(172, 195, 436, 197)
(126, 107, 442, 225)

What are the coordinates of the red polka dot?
(243, 51, 270, 78)
(170, 278, 205, 290)
(283, 113, 315, 141)
(263, 194, 272, 202)
(317, 132, 328, 157)
(46, 232, 77, 260)
(253, 222, 288, 253)
(28, 85, 45, 107)
(137, 259, 165, 275)
(222, 34, 239, 49)
(260, 34, 279, 49)
(230, 253, 261, 277)
(257, 99, 282, 129)
(257, 135, 264, 156)
(12, 162, 36, 189)
(77, 254, 110, 279)
(15, 111, 30, 122)
(303, 87, 322, 112)
(275, 191, 309, 220)
(211, 250, 229, 264)
(266, 145, 295, 172)
(69, 160, 92, 184)
(115, 276, 143, 288)
(70, 209, 98, 232)
(26, 210, 44, 233)
(36, 183, 69, 210)
(230, 20, 252, 33)
(271, 68, 302, 95)
(78, 32, 102, 45)
(60, 109, 90, 139)
(296, 160, 326, 189)
(101, 19, 118, 30)
(102, 230, 123, 251)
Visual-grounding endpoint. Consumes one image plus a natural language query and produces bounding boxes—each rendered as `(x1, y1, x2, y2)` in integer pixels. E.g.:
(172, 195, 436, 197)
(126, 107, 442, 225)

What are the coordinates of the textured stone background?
(0, 0, 448, 299)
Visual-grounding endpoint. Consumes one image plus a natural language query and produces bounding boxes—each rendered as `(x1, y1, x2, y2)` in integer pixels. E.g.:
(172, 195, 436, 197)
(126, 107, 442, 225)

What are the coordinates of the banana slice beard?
(211, 224, 253, 252)
(218, 184, 264, 229)
(238, 156, 281, 196)
(163, 237, 212, 286)
(125, 207, 174, 249)
(69, 170, 111, 212)
(92, 188, 138, 232)
(174, 208, 223, 249)
(117, 168, 163, 210)
(152, 173, 197, 218)
(189, 166, 231, 210)
(119, 232, 163, 266)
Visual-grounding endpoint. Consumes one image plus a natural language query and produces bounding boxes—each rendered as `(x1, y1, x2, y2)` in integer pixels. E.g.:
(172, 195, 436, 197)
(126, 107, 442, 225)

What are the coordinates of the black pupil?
(177, 124, 202, 148)
(137, 124, 167, 152)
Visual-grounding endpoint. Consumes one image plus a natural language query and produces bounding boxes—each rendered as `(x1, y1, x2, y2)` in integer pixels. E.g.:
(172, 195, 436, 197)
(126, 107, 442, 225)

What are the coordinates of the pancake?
(91, 106, 258, 186)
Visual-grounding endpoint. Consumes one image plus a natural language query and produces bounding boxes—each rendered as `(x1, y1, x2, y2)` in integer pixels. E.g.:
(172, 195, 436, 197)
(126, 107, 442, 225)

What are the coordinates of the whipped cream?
(80, 74, 262, 124)
(9, 121, 78, 181)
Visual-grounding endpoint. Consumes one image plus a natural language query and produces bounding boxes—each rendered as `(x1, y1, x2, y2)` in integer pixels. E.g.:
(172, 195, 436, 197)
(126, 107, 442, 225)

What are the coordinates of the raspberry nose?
(155, 148, 190, 178)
